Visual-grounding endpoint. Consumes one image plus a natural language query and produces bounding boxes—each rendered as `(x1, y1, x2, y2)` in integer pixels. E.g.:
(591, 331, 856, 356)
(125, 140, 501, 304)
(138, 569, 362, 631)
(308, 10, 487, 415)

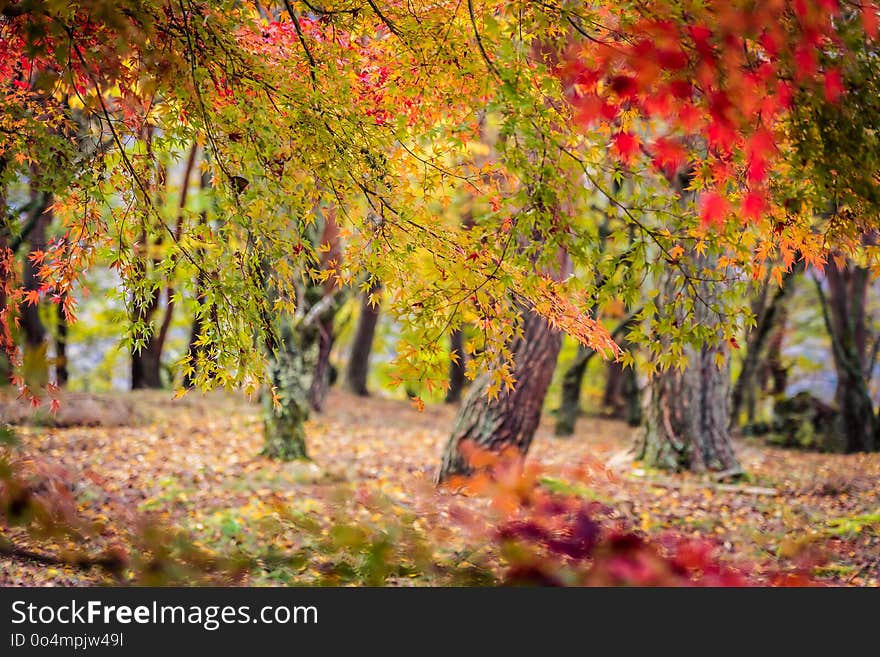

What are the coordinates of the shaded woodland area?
(1, 1, 879, 587)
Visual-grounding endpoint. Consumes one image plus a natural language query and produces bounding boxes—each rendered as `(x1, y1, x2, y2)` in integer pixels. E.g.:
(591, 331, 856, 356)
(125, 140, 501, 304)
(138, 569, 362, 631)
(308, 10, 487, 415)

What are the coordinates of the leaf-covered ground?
(1, 389, 878, 586)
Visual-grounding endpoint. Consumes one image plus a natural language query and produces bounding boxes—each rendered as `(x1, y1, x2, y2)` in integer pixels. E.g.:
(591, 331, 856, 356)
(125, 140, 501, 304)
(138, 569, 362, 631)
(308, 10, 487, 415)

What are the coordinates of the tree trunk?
(554, 343, 591, 436)
(131, 258, 164, 391)
(55, 294, 68, 387)
(638, 256, 741, 473)
(814, 257, 877, 453)
(602, 347, 642, 426)
(262, 204, 339, 459)
(262, 318, 316, 461)
(130, 128, 168, 391)
(307, 307, 337, 411)
(445, 328, 467, 404)
(730, 266, 798, 431)
(761, 311, 789, 397)
(182, 167, 212, 390)
(131, 339, 163, 389)
(602, 358, 624, 415)
(620, 356, 642, 427)
(0, 183, 12, 383)
(437, 300, 564, 483)
(182, 305, 204, 390)
(345, 281, 381, 396)
(554, 313, 639, 436)
(20, 206, 51, 388)
(307, 206, 342, 412)
(0, 233, 11, 385)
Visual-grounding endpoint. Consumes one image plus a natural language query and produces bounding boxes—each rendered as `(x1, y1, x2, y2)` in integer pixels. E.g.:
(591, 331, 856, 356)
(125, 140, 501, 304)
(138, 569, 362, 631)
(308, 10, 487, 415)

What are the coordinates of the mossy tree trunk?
(262, 315, 319, 461)
(262, 206, 340, 460)
(638, 255, 741, 474)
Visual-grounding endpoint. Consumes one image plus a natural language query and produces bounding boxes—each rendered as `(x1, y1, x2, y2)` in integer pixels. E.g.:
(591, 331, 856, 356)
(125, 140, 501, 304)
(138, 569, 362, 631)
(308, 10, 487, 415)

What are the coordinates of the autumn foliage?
(2, 1, 880, 589)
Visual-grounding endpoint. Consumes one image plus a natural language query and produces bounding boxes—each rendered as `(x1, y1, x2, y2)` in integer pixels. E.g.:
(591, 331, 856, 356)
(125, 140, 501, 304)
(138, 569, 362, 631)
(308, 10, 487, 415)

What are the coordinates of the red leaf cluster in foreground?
(450, 442, 819, 587)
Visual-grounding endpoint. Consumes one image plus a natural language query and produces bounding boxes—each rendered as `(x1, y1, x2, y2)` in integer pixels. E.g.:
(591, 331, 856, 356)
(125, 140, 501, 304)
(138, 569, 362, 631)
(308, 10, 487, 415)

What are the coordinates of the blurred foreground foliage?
(1, 428, 821, 586)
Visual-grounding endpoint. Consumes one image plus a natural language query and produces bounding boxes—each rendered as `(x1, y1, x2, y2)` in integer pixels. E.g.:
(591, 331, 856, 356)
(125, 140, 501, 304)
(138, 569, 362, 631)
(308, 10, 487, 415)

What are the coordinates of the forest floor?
(1, 388, 878, 586)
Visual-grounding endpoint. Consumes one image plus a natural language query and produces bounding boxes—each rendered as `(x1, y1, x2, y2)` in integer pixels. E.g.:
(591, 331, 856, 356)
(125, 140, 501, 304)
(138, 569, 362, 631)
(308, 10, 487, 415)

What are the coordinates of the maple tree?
(1, 0, 878, 467)
(2, 0, 880, 594)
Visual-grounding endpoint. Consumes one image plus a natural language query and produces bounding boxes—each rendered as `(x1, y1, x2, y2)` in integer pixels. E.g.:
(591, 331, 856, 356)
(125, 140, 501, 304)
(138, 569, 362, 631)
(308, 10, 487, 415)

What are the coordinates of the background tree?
(444, 328, 466, 404)
(813, 251, 878, 453)
(345, 279, 381, 397)
(600, 322, 641, 427)
(307, 204, 343, 412)
(730, 265, 800, 432)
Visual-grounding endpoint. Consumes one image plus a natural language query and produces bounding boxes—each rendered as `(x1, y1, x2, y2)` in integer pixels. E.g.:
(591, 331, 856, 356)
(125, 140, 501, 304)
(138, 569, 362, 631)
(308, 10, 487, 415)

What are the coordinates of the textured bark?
(640, 347, 739, 472)
(445, 328, 467, 404)
(345, 281, 381, 397)
(0, 186, 11, 382)
(814, 257, 877, 453)
(263, 206, 341, 459)
(638, 256, 741, 473)
(0, 236, 10, 384)
(262, 318, 315, 461)
(437, 301, 564, 483)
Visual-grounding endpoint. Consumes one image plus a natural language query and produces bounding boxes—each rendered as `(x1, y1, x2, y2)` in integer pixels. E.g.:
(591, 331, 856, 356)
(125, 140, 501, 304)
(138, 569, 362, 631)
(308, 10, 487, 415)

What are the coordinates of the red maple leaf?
(23, 289, 41, 306)
(699, 192, 729, 228)
(824, 68, 844, 102)
(741, 191, 768, 222)
(611, 131, 641, 163)
(610, 75, 639, 100)
(651, 136, 688, 175)
(864, 3, 879, 40)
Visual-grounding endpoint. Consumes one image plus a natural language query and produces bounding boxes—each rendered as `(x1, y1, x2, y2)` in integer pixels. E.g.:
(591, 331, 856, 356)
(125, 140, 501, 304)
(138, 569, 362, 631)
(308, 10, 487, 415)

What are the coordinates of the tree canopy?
(1, 0, 874, 405)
